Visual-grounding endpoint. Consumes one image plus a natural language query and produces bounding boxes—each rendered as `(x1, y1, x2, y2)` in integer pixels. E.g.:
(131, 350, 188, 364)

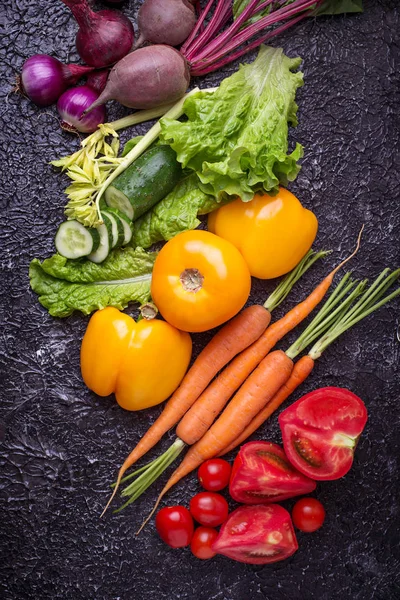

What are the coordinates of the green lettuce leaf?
(29, 247, 156, 317)
(161, 45, 304, 202)
(132, 174, 225, 249)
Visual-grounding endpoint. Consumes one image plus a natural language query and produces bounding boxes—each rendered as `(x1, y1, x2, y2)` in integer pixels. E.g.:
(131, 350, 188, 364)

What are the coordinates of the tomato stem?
(180, 268, 204, 293)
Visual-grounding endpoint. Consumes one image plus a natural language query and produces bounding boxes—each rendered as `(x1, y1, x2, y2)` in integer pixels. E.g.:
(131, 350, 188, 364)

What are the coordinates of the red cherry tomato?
(198, 459, 232, 491)
(190, 527, 219, 560)
(190, 492, 229, 527)
(155, 506, 194, 548)
(292, 498, 326, 532)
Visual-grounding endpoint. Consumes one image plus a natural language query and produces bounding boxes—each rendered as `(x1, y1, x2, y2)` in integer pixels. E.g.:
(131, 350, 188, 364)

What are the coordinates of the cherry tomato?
(292, 498, 326, 532)
(151, 230, 251, 333)
(198, 459, 232, 492)
(190, 527, 219, 560)
(189, 492, 229, 527)
(155, 506, 194, 548)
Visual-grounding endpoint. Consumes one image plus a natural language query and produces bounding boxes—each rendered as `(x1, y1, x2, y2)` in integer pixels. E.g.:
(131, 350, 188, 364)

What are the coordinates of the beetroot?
(60, 0, 134, 68)
(84, 45, 190, 111)
(135, 0, 196, 49)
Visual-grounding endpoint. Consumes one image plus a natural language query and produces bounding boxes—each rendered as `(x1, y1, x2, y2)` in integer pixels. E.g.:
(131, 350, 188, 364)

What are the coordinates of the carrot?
(177, 230, 363, 445)
(102, 250, 325, 516)
(101, 304, 270, 516)
(137, 266, 400, 531)
(220, 355, 315, 455)
(136, 349, 294, 532)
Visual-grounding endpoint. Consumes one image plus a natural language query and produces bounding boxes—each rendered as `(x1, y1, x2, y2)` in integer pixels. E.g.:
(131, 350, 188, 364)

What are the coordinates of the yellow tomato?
(208, 188, 318, 279)
(151, 230, 251, 333)
(80, 307, 192, 411)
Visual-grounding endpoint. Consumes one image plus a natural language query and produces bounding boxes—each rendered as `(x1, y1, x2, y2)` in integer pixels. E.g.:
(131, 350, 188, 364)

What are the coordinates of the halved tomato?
(229, 441, 316, 504)
(279, 387, 368, 480)
(212, 504, 298, 565)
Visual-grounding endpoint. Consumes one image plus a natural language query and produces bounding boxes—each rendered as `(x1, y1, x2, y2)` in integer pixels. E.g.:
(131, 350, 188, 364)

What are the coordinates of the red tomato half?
(190, 527, 219, 560)
(190, 492, 229, 527)
(279, 387, 368, 480)
(229, 441, 316, 504)
(212, 504, 298, 565)
(198, 459, 232, 491)
(155, 506, 194, 548)
(292, 498, 326, 532)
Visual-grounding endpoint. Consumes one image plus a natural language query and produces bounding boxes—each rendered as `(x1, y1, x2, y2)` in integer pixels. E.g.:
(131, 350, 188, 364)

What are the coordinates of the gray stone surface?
(1, 1, 399, 599)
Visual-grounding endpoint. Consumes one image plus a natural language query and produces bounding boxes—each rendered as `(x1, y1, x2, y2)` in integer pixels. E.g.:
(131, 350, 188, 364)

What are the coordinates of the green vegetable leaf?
(121, 136, 144, 157)
(233, 0, 363, 20)
(161, 46, 304, 202)
(29, 247, 156, 318)
(312, 0, 363, 15)
(232, 0, 272, 25)
(132, 174, 225, 248)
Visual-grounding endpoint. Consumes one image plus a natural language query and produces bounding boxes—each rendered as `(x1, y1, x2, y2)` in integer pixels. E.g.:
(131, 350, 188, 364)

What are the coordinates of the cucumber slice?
(102, 210, 124, 248)
(105, 186, 134, 220)
(88, 223, 110, 263)
(105, 207, 133, 245)
(55, 220, 100, 259)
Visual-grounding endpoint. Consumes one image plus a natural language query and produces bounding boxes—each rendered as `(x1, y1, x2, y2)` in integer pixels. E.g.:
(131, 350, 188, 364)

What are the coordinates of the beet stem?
(190, 13, 307, 76)
(183, 0, 231, 61)
(188, 0, 260, 63)
(180, 0, 216, 55)
(189, 0, 321, 70)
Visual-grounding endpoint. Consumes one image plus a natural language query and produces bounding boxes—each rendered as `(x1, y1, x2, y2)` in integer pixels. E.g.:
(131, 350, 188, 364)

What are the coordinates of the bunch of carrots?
(101, 228, 400, 531)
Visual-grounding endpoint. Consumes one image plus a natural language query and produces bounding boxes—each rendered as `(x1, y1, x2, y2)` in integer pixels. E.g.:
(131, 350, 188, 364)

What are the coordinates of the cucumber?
(104, 145, 183, 221)
(105, 207, 133, 245)
(55, 220, 100, 259)
(101, 210, 124, 248)
(88, 223, 110, 264)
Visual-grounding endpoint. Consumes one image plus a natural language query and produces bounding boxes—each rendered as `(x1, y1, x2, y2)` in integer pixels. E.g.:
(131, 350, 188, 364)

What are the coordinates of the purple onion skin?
(135, 0, 196, 48)
(20, 54, 92, 107)
(57, 85, 106, 133)
(61, 1, 134, 68)
(86, 69, 109, 94)
(84, 45, 190, 112)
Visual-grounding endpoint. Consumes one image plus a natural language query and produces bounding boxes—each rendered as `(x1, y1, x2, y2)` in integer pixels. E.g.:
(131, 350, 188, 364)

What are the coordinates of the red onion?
(86, 69, 109, 94)
(57, 85, 106, 133)
(60, 0, 134, 68)
(20, 54, 93, 107)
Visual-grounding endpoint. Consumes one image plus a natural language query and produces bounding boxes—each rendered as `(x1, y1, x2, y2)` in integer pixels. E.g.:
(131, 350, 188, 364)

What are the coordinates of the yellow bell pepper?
(80, 307, 192, 411)
(208, 187, 318, 279)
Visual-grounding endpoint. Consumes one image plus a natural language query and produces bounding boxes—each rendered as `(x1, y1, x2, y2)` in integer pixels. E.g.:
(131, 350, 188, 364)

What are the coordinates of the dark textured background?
(1, 1, 399, 599)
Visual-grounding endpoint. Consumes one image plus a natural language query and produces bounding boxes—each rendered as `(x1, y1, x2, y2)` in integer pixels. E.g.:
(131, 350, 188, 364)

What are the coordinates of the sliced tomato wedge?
(212, 504, 298, 565)
(229, 441, 316, 504)
(279, 387, 368, 480)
